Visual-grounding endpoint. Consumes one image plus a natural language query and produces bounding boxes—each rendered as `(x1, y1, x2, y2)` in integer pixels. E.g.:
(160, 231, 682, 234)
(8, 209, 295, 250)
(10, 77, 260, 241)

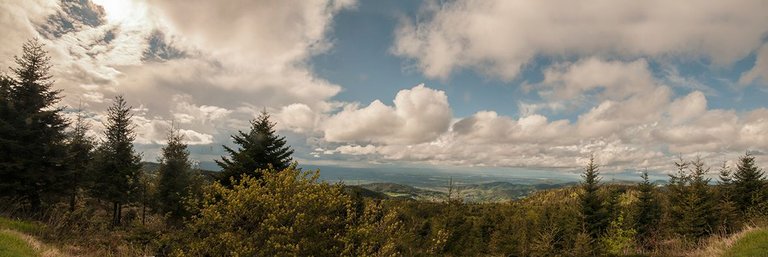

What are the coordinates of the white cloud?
(151, 0, 355, 67)
(394, 0, 768, 80)
(322, 59, 768, 171)
(323, 84, 452, 144)
(541, 58, 656, 101)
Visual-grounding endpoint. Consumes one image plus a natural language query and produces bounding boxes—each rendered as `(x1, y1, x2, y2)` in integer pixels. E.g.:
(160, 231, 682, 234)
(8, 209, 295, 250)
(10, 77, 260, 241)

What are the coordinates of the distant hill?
(141, 162, 219, 181)
(358, 181, 578, 202)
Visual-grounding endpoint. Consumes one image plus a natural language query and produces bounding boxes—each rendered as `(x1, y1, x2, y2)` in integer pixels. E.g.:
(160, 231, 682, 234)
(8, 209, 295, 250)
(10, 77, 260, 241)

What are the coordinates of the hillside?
(358, 181, 578, 202)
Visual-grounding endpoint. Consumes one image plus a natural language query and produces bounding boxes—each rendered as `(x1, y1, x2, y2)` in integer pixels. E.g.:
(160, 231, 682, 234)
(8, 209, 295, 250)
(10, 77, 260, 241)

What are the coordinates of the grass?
(0, 217, 41, 235)
(722, 228, 768, 257)
(0, 230, 38, 257)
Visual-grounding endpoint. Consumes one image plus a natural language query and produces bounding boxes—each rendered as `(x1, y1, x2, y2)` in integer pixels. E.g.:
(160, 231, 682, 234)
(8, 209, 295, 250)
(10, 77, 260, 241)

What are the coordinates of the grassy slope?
(0, 230, 38, 257)
(722, 228, 768, 257)
(0, 217, 40, 257)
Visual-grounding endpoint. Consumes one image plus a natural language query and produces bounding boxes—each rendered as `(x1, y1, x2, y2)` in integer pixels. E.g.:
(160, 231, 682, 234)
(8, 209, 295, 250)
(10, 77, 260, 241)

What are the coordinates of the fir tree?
(63, 108, 95, 211)
(716, 160, 739, 233)
(684, 157, 717, 239)
(667, 156, 689, 236)
(635, 171, 660, 249)
(156, 127, 193, 224)
(0, 39, 68, 212)
(93, 95, 142, 226)
(216, 110, 293, 186)
(732, 152, 765, 214)
(580, 155, 607, 241)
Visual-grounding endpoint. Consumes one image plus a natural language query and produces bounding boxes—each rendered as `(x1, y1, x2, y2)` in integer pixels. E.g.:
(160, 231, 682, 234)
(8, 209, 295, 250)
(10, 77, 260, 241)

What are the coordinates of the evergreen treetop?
(0, 38, 67, 212)
(580, 155, 607, 240)
(216, 110, 294, 186)
(732, 152, 765, 213)
(156, 127, 193, 223)
(93, 95, 142, 226)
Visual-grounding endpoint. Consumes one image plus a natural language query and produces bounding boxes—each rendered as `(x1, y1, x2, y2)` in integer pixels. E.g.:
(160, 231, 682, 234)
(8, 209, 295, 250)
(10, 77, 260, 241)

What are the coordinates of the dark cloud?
(36, 0, 106, 38)
(142, 30, 187, 62)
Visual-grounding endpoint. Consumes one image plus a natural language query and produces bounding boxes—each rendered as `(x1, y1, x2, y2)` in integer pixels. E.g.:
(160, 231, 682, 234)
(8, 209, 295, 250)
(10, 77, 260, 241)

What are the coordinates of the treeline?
(2, 39, 768, 256)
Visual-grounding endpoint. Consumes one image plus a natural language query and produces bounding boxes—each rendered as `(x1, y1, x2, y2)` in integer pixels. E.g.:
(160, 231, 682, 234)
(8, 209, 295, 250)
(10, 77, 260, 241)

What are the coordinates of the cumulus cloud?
(323, 84, 452, 144)
(322, 59, 768, 171)
(393, 0, 768, 80)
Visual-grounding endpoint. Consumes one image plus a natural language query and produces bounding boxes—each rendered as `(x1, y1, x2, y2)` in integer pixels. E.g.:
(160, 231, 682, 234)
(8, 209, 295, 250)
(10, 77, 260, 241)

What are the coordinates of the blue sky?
(2, 0, 768, 176)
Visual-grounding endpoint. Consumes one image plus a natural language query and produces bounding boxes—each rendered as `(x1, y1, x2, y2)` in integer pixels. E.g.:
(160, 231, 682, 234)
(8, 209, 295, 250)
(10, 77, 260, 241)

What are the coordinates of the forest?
(2, 39, 768, 257)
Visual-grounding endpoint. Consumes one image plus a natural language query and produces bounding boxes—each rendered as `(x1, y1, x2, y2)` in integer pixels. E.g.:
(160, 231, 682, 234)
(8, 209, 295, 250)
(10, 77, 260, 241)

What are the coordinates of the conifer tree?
(580, 155, 607, 241)
(63, 109, 95, 211)
(156, 127, 193, 224)
(216, 110, 293, 186)
(732, 152, 765, 214)
(716, 160, 739, 233)
(93, 95, 142, 226)
(0, 39, 68, 212)
(667, 156, 689, 235)
(635, 172, 660, 249)
(685, 157, 717, 239)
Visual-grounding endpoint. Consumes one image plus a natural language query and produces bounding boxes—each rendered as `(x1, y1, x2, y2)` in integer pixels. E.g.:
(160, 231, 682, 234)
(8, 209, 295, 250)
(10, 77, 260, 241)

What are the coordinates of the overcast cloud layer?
(1, 0, 767, 174)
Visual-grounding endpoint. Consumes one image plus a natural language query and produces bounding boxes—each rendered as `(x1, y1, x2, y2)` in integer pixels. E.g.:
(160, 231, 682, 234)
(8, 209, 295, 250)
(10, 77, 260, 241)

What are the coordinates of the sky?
(1, 0, 768, 177)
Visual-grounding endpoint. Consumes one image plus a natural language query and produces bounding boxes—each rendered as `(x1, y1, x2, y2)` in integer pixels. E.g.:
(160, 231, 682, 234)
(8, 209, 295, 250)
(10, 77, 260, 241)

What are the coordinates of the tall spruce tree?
(93, 95, 142, 226)
(0, 39, 68, 212)
(63, 109, 95, 211)
(716, 160, 739, 233)
(667, 156, 689, 236)
(635, 172, 661, 249)
(685, 157, 717, 239)
(156, 127, 193, 224)
(216, 110, 293, 186)
(732, 152, 765, 214)
(580, 155, 607, 241)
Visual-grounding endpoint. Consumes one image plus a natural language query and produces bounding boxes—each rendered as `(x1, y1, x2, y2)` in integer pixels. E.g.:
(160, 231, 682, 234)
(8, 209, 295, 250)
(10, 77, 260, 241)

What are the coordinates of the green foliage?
(345, 200, 405, 257)
(733, 152, 766, 215)
(156, 128, 194, 224)
(0, 39, 68, 213)
(667, 157, 718, 241)
(634, 172, 661, 249)
(180, 165, 353, 256)
(92, 95, 142, 226)
(216, 110, 294, 187)
(63, 109, 95, 211)
(580, 155, 608, 241)
(601, 211, 636, 255)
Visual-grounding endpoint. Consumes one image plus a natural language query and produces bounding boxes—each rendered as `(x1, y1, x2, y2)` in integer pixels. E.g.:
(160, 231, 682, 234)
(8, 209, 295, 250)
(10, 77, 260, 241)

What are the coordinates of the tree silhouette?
(216, 110, 293, 187)
(0, 39, 68, 212)
(93, 95, 142, 226)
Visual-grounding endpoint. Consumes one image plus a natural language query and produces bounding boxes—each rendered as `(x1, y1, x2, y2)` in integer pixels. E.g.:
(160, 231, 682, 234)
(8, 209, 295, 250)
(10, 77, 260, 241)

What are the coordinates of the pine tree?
(716, 160, 739, 233)
(667, 156, 689, 236)
(63, 108, 95, 211)
(635, 172, 661, 249)
(93, 95, 142, 226)
(0, 39, 68, 212)
(732, 152, 765, 214)
(580, 155, 607, 241)
(216, 110, 293, 186)
(156, 127, 193, 224)
(685, 157, 717, 239)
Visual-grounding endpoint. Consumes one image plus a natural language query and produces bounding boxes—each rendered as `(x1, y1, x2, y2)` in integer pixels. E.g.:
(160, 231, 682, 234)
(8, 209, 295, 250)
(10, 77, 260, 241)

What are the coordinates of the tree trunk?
(117, 203, 122, 226)
(141, 200, 146, 225)
(112, 202, 118, 226)
(69, 191, 76, 212)
(29, 192, 41, 217)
